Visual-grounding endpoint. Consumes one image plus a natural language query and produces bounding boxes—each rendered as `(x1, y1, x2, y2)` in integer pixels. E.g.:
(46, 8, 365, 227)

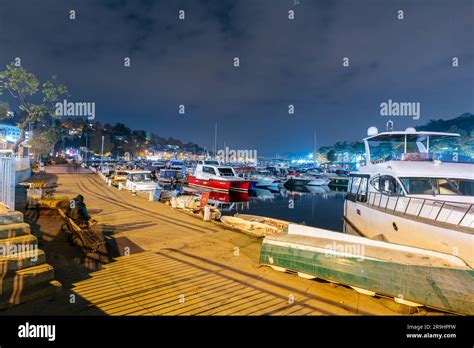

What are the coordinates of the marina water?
(219, 187, 347, 232)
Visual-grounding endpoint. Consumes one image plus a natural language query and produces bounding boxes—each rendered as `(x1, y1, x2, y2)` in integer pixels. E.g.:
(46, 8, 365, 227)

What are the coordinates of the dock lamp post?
(100, 135, 104, 166)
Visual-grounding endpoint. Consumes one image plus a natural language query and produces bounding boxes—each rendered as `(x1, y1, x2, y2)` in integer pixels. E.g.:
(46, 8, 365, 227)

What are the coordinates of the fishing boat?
(158, 169, 179, 183)
(125, 170, 159, 192)
(187, 161, 250, 192)
(109, 169, 128, 187)
(260, 223, 474, 315)
(167, 159, 185, 170)
(344, 126, 474, 267)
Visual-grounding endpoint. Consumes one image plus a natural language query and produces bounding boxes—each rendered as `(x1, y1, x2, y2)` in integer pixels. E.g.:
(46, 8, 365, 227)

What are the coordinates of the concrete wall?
(15, 168, 31, 184)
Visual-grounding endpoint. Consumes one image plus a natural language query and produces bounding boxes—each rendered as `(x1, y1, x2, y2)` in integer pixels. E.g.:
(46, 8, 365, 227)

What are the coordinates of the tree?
(112, 122, 132, 137)
(0, 101, 10, 118)
(0, 63, 68, 151)
(30, 126, 61, 160)
(327, 149, 337, 162)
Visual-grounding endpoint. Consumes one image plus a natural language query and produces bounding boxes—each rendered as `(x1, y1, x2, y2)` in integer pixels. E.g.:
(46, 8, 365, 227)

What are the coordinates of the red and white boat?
(187, 160, 250, 192)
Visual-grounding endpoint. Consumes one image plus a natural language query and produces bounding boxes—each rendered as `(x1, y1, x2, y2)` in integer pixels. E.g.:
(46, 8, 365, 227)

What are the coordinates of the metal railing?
(0, 157, 16, 210)
(366, 191, 474, 229)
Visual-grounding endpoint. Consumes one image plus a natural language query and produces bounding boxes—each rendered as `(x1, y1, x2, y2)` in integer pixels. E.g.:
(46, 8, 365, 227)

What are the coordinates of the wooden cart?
(58, 208, 105, 253)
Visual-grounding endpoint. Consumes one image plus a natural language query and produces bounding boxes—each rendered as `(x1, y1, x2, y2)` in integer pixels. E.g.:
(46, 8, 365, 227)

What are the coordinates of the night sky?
(0, 0, 472, 156)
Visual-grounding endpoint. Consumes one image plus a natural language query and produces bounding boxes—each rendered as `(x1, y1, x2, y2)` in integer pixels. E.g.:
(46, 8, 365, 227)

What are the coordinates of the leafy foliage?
(0, 63, 69, 151)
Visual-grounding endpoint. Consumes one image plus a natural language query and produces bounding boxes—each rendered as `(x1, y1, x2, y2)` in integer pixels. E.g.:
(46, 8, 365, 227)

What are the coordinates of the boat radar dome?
(367, 127, 378, 136)
(405, 127, 416, 133)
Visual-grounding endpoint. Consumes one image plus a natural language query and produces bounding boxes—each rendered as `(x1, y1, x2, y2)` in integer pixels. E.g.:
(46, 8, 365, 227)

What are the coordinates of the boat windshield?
(400, 177, 474, 196)
(218, 168, 235, 177)
(368, 135, 472, 164)
(130, 173, 152, 182)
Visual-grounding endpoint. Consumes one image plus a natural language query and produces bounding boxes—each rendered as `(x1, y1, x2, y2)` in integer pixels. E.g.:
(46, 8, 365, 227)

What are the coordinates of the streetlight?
(100, 135, 104, 166)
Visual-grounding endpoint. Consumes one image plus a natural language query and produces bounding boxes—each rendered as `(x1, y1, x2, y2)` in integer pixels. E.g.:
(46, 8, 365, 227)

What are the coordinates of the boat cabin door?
(346, 174, 370, 203)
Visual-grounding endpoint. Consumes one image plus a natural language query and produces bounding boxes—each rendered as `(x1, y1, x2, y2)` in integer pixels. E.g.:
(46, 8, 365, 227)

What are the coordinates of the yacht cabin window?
(218, 168, 235, 177)
(374, 175, 404, 196)
(202, 166, 216, 175)
(400, 178, 474, 196)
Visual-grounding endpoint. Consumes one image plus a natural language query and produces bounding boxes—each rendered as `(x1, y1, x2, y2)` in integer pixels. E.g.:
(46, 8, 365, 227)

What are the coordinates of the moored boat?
(344, 126, 474, 267)
(187, 161, 250, 192)
(260, 223, 474, 315)
(125, 170, 159, 192)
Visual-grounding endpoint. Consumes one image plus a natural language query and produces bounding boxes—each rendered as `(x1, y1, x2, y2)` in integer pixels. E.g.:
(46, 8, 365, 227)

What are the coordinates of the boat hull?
(260, 232, 474, 315)
(344, 199, 474, 267)
(187, 175, 250, 192)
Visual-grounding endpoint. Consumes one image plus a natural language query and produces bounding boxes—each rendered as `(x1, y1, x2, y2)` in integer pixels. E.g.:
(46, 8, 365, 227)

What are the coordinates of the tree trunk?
(11, 128, 25, 153)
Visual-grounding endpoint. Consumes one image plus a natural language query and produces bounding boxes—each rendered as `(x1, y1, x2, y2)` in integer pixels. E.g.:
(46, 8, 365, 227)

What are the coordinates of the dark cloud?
(0, 0, 472, 155)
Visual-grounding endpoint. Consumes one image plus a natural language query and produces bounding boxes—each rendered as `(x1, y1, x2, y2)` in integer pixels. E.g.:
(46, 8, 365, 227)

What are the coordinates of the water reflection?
(215, 186, 347, 232)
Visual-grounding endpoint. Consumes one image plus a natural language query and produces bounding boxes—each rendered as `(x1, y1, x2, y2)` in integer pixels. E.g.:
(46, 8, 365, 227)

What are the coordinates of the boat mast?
(214, 123, 218, 159)
(313, 130, 318, 164)
(404, 134, 407, 155)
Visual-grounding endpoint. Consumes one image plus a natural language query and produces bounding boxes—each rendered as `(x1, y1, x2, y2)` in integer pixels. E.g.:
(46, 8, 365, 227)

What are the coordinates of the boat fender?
(203, 205, 211, 222)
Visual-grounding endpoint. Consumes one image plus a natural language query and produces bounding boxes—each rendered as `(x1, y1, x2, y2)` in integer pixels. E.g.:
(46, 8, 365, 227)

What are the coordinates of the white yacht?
(344, 126, 474, 267)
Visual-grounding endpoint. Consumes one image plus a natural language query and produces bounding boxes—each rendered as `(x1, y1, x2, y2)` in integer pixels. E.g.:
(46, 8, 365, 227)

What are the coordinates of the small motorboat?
(187, 160, 250, 192)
